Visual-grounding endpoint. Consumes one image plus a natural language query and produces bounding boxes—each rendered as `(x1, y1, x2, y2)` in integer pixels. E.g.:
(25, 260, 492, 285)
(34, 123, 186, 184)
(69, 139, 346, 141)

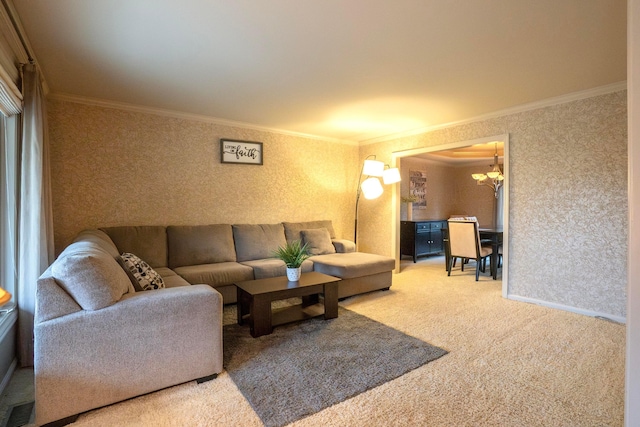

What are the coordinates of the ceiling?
(417, 141, 504, 165)
(12, 0, 627, 143)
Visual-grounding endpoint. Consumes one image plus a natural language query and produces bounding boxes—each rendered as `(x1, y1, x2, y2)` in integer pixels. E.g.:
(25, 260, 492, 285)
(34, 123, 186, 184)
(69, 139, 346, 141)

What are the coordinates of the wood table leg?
(237, 288, 250, 325)
(323, 282, 338, 319)
(250, 294, 273, 337)
(301, 293, 319, 307)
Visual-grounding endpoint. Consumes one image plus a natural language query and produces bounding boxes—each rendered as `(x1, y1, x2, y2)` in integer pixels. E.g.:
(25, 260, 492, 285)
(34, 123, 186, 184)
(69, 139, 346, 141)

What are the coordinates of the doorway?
(391, 134, 509, 297)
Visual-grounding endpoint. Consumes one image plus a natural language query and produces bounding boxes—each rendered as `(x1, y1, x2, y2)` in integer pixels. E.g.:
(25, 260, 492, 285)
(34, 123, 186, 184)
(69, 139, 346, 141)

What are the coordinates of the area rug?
(223, 306, 448, 427)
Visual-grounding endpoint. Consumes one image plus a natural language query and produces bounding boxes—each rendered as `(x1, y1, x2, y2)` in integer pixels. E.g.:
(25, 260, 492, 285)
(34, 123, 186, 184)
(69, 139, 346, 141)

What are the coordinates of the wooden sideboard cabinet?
(400, 220, 446, 262)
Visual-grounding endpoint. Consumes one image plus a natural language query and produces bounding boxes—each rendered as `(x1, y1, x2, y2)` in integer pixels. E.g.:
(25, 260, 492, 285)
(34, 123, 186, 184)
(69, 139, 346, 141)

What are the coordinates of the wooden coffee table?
(236, 271, 341, 337)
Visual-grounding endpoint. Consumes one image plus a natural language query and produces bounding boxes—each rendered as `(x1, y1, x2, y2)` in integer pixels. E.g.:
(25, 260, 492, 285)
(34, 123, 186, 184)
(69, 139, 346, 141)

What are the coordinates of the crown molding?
(49, 81, 627, 148)
(361, 81, 628, 145)
(47, 92, 359, 146)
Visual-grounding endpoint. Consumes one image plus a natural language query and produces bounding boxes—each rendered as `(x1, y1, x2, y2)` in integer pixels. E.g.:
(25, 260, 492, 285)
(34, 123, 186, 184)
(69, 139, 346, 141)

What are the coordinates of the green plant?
(273, 240, 311, 268)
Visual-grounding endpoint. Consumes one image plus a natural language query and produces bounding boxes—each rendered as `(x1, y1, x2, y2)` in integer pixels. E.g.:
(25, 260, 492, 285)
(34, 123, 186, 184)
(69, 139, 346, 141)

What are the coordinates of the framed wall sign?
(410, 170, 427, 209)
(220, 139, 263, 165)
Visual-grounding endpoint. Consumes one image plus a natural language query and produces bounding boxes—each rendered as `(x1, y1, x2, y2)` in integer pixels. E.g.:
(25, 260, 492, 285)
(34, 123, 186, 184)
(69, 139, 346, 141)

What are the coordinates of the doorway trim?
(391, 133, 510, 298)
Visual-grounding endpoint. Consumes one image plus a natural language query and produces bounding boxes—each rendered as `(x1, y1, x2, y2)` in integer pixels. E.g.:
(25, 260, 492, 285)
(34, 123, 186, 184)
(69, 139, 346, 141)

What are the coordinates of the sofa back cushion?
(100, 226, 168, 268)
(167, 224, 236, 268)
(36, 275, 83, 322)
(283, 220, 336, 244)
(51, 242, 132, 311)
(73, 229, 120, 258)
(233, 223, 287, 262)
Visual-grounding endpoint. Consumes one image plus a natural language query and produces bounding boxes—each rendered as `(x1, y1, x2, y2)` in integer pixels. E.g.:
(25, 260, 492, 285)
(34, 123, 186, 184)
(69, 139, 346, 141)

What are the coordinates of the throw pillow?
(118, 253, 165, 291)
(300, 228, 336, 256)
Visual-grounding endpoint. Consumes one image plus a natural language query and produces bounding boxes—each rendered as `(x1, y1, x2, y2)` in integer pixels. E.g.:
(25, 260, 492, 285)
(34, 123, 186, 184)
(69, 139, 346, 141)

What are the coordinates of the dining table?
(478, 227, 503, 280)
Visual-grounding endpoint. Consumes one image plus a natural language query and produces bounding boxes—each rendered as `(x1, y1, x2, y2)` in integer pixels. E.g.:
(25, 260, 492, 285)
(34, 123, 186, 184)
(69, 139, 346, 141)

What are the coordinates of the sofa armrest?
(332, 239, 356, 253)
(35, 284, 223, 426)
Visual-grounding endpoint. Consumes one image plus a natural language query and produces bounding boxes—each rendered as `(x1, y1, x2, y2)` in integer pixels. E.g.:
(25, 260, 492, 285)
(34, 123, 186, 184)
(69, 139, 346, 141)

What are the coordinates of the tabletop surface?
(235, 271, 341, 295)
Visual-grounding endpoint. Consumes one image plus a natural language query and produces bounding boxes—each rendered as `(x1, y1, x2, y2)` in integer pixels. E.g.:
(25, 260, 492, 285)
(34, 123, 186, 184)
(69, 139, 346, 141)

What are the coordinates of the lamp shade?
(382, 167, 401, 184)
(362, 159, 384, 177)
(361, 177, 383, 199)
(486, 161, 503, 179)
(472, 143, 503, 183)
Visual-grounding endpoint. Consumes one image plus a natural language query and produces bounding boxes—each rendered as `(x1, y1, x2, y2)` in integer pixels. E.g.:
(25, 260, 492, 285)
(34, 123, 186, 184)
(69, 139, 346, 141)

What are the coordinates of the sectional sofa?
(98, 219, 395, 303)
(34, 219, 394, 426)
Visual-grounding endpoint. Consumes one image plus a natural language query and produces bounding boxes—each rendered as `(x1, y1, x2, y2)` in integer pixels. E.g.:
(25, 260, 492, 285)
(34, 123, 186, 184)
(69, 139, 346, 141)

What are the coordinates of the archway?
(391, 133, 509, 297)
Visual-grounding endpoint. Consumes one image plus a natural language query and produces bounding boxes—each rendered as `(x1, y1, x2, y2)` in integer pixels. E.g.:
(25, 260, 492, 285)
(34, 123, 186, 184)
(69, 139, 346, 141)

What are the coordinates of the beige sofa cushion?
(154, 267, 191, 288)
(240, 258, 314, 279)
(332, 239, 356, 253)
(36, 275, 83, 322)
(283, 220, 336, 244)
(300, 228, 336, 255)
(72, 229, 120, 258)
(100, 226, 168, 268)
(51, 243, 131, 310)
(310, 252, 396, 279)
(174, 262, 254, 287)
(167, 224, 236, 268)
(232, 223, 287, 262)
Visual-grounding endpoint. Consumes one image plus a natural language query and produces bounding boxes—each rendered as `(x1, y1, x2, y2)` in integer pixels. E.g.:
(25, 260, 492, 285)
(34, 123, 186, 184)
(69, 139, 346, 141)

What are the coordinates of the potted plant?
(273, 240, 311, 281)
(401, 195, 418, 221)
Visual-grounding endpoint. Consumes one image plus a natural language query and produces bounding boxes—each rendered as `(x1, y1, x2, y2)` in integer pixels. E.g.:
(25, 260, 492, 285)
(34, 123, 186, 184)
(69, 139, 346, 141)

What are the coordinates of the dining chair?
(447, 219, 493, 281)
(447, 216, 490, 268)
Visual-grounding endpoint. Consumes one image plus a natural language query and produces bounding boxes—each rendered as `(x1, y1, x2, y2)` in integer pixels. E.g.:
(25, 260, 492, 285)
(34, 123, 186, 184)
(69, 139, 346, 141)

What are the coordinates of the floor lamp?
(354, 155, 401, 244)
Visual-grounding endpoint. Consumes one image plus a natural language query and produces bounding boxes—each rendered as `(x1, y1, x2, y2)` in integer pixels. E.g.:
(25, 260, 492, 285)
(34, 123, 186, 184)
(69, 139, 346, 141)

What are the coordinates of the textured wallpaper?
(47, 100, 358, 254)
(359, 91, 628, 318)
(398, 157, 496, 224)
(451, 163, 501, 227)
(48, 91, 628, 319)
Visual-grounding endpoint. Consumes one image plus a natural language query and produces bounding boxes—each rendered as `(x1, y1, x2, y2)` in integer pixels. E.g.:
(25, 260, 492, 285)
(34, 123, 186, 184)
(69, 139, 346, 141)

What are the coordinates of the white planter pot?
(286, 267, 302, 281)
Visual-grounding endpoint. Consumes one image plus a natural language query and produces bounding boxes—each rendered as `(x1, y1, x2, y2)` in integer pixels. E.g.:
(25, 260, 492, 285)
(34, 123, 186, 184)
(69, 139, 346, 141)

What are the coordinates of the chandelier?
(471, 143, 504, 198)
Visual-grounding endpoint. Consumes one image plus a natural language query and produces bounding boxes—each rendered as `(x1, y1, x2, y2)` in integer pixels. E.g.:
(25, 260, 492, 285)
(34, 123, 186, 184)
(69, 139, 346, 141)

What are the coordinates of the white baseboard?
(507, 294, 626, 324)
(0, 309, 18, 396)
(0, 358, 17, 396)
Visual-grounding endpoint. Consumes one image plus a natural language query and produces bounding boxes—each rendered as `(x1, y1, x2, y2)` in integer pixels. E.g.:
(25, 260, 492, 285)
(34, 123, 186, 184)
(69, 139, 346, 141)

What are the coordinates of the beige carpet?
(60, 256, 625, 426)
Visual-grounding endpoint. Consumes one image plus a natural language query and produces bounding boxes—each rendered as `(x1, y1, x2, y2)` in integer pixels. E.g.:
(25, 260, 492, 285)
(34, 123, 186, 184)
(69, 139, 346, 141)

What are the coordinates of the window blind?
(0, 62, 21, 116)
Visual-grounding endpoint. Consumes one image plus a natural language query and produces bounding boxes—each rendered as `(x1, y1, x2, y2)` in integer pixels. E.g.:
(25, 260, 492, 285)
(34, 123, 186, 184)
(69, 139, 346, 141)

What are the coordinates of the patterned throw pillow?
(118, 252, 165, 291)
